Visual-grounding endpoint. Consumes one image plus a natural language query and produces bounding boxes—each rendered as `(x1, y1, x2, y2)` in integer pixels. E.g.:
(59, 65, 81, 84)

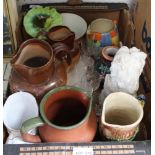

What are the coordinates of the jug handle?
(53, 43, 72, 65)
(21, 117, 45, 143)
(137, 94, 145, 108)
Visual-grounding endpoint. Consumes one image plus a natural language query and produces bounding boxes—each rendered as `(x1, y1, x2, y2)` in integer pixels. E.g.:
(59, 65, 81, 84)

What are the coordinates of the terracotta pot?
(21, 86, 97, 143)
(9, 39, 67, 101)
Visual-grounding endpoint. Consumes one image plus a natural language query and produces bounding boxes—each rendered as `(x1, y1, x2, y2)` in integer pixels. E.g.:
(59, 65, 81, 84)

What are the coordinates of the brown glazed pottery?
(46, 25, 80, 71)
(21, 86, 97, 143)
(9, 39, 67, 101)
(47, 25, 75, 49)
(52, 42, 80, 71)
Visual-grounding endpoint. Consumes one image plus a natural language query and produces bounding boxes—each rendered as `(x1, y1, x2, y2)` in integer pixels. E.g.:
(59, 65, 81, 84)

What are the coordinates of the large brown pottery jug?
(21, 86, 97, 143)
(9, 39, 67, 101)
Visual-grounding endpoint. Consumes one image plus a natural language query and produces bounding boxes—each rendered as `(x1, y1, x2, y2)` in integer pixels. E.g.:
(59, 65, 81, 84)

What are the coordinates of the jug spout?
(11, 39, 54, 85)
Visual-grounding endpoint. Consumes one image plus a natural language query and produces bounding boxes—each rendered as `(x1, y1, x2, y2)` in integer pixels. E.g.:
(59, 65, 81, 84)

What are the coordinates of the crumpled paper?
(100, 46, 147, 103)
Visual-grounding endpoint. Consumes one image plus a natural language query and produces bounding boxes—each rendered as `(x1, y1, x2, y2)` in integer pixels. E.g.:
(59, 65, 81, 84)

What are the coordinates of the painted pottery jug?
(100, 92, 145, 141)
(21, 86, 97, 143)
(87, 18, 120, 48)
(9, 39, 67, 101)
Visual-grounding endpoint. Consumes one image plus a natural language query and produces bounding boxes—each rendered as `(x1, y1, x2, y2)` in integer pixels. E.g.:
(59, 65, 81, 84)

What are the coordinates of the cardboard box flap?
(134, 0, 151, 89)
(21, 3, 128, 12)
(134, 0, 151, 58)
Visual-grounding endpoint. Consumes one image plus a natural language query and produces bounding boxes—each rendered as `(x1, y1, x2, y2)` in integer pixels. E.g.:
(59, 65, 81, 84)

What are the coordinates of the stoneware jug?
(100, 92, 145, 141)
(9, 39, 67, 101)
(21, 86, 97, 143)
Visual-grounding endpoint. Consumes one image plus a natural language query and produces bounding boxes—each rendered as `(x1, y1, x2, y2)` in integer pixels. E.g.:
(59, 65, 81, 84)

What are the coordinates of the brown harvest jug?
(9, 39, 67, 101)
(47, 25, 75, 49)
(21, 86, 97, 143)
(47, 26, 80, 71)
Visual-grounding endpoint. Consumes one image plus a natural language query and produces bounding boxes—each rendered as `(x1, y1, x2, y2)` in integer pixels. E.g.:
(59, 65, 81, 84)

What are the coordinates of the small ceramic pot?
(9, 39, 67, 100)
(21, 86, 97, 143)
(101, 46, 119, 65)
(87, 18, 119, 48)
(47, 25, 75, 49)
(3, 92, 38, 144)
(100, 92, 145, 141)
(95, 46, 119, 77)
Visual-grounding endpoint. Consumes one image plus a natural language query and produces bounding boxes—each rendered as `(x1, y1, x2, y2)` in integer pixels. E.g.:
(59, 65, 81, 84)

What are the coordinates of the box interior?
(4, 3, 151, 144)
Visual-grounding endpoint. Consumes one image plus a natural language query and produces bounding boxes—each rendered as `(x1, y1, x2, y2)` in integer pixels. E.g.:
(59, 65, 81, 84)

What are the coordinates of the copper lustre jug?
(9, 39, 67, 101)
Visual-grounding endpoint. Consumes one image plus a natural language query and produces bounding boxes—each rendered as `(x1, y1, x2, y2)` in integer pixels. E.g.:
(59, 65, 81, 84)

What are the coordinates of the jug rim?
(101, 92, 143, 128)
(11, 38, 54, 70)
(39, 85, 93, 130)
(47, 25, 75, 41)
(89, 18, 114, 33)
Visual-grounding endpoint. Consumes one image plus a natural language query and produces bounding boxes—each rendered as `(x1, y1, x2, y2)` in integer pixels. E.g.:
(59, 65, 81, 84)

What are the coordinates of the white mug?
(3, 92, 38, 144)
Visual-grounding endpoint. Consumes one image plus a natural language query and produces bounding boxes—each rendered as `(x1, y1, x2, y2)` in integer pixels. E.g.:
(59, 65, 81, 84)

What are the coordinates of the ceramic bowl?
(61, 13, 87, 40)
(87, 18, 120, 48)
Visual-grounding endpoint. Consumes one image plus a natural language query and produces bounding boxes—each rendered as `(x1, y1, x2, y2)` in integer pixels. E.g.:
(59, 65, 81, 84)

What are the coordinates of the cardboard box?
(134, 0, 151, 139)
(3, 0, 151, 154)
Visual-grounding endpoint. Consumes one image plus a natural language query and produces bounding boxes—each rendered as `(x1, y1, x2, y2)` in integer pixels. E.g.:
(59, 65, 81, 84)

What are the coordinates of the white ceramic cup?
(3, 92, 38, 144)
(101, 92, 144, 141)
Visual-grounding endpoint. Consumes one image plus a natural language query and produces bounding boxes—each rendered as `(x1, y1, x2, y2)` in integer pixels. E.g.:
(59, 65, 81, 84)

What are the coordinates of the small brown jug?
(9, 39, 67, 101)
(47, 25, 75, 49)
(46, 26, 80, 71)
